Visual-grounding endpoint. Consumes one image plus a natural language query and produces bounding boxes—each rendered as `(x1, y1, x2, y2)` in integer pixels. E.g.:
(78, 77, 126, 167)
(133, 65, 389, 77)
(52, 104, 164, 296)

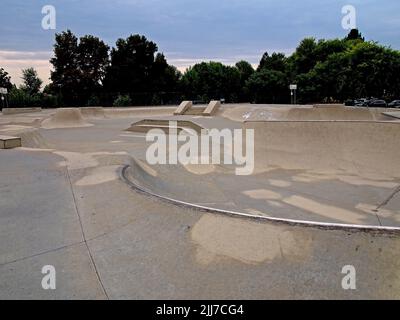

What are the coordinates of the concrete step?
(0, 135, 22, 149)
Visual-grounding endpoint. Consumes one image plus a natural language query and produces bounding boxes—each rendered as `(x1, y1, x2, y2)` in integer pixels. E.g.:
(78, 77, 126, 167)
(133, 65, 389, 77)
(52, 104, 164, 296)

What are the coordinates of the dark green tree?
(104, 34, 158, 104)
(0, 68, 12, 90)
(151, 53, 181, 104)
(181, 62, 241, 102)
(235, 60, 254, 102)
(345, 29, 364, 41)
(290, 38, 318, 74)
(50, 30, 80, 105)
(258, 52, 287, 72)
(77, 35, 109, 105)
(246, 69, 288, 103)
(21, 67, 42, 95)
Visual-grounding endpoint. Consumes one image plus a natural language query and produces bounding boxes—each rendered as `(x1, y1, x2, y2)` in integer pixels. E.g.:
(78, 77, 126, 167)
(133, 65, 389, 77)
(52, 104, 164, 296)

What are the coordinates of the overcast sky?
(1, 0, 399, 85)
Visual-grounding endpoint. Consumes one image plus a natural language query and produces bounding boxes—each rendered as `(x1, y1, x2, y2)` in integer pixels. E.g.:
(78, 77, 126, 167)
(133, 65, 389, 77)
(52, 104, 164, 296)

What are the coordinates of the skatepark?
(0, 103, 400, 299)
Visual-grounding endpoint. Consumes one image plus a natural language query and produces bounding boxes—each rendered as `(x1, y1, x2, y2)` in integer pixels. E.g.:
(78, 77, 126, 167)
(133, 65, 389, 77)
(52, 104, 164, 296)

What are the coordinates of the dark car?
(368, 99, 387, 107)
(354, 98, 369, 106)
(388, 100, 400, 108)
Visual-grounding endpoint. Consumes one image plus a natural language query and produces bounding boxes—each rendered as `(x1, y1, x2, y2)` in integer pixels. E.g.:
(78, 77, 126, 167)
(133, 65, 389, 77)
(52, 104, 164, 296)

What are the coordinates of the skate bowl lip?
(120, 164, 400, 234)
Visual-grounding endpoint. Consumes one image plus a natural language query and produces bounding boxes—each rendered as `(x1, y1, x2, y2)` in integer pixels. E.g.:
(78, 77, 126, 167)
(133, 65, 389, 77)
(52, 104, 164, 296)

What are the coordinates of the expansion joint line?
(65, 166, 110, 300)
(376, 185, 400, 211)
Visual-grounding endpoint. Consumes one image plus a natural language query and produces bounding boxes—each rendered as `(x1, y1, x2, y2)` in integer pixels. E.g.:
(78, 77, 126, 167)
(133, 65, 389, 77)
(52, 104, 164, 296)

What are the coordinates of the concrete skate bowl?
(122, 119, 400, 230)
(41, 108, 93, 129)
(219, 105, 399, 122)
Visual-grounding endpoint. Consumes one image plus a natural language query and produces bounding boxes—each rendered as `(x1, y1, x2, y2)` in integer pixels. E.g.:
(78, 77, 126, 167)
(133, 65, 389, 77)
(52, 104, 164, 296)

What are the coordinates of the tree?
(290, 38, 318, 74)
(346, 29, 364, 41)
(151, 53, 181, 104)
(50, 30, 110, 106)
(50, 30, 80, 106)
(21, 68, 42, 95)
(258, 52, 287, 72)
(113, 95, 132, 107)
(77, 35, 109, 104)
(246, 69, 288, 104)
(181, 62, 241, 102)
(0, 68, 12, 90)
(235, 60, 254, 102)
(104, 34, 158, 103)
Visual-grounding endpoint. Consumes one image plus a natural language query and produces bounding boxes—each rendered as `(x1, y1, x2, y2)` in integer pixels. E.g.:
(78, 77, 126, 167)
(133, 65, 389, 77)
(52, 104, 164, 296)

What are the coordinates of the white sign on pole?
(0, 88, 8, 94)
(289, 84, 297, 90)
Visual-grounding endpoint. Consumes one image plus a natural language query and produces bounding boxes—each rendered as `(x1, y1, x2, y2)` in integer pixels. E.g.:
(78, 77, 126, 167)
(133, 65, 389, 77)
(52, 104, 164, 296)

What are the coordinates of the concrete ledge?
(313, 104, 344, 108)
(203, 100, 221, 116)
(121, 164, 400, 233)
(2, 108, 42, 115)
(382, 111, 400, 120)
(126, 119, 206, 134)
(0, 135, 22, 149)
(173, 101, 192, 115)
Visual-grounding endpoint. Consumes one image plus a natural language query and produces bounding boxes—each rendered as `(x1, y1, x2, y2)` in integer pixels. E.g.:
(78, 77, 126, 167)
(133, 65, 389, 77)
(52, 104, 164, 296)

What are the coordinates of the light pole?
(0, 87, 8, 110)
(290, 84, 297, 105)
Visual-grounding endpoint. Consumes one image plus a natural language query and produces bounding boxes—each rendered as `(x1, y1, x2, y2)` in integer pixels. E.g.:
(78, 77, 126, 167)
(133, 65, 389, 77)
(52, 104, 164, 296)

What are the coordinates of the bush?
(41, 94, 59, 108)
(113, 95, 132, 107)
(8, 87, 41, 107)
(8, 87, 59, 108)
(87, 95, 100, 106)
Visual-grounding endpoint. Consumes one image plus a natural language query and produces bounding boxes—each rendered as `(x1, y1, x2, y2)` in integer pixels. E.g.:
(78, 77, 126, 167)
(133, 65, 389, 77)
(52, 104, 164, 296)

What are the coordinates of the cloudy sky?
(0, 0, 399, 85)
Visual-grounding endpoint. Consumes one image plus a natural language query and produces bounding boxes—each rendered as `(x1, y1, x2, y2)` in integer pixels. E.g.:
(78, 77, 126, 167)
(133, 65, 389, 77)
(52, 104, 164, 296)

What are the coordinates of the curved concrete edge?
(120, 164, 400, 235)
(2, 107, 42, 115)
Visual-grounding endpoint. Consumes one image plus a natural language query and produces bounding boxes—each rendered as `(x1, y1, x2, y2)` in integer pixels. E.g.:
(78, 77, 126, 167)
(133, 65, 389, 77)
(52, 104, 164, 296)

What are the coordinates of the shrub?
(113, 95, 132, 107)
(87, 95, 100, 106)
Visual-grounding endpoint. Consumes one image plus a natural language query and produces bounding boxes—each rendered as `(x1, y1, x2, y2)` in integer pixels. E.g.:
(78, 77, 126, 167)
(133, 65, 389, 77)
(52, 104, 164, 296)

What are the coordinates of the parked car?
(345, 99, 355, 106)
(388, 100, 400, 108)
(368, 99, 387, 107)
(354, 98, 370, 106)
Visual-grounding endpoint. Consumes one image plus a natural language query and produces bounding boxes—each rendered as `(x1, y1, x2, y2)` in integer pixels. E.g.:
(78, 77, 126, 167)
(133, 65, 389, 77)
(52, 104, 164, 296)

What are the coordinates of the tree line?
(1, 29, 400, 107)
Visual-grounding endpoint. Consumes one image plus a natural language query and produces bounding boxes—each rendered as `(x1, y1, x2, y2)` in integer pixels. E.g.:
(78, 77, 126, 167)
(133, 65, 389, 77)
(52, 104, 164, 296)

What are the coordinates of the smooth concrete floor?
(0, 110, 399, 299)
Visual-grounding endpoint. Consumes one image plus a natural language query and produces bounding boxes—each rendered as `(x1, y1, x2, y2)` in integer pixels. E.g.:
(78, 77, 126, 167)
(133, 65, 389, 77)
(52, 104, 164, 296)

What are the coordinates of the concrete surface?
(1, 108, 42, 115)
(0, 104, 399, 299)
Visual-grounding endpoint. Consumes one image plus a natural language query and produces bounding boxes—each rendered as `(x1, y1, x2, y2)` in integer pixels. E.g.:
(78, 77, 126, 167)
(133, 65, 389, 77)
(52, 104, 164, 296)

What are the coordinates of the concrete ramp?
(173, 100, 221, 116)
(41, 108, 93, 129)
(173, 101, 192, 115)
(203, 100, 221, 116)
(80, 107, 106, 119)
(382, 111, 400, 120)
(246, 120, 400, 178)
